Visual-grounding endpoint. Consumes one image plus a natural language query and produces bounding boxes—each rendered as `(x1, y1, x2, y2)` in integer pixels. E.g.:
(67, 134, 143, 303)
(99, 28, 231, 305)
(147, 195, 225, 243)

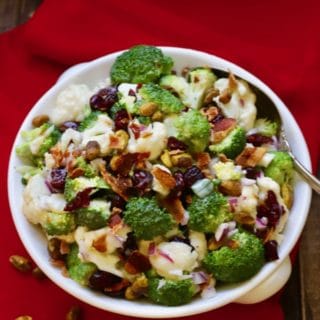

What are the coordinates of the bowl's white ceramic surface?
(8, 47, 312, 318)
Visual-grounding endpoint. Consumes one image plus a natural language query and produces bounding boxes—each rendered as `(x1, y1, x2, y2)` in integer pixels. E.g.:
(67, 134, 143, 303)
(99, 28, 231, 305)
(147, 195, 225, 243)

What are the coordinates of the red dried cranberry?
(132, 169, 153, 195)
(257, 191, 282, 227)
(125, 251, 151, 273)
(59, 121, 79, 132)
(246, 134, 273, 147)
(245, 167, 261, 179)
(123, 232, 138, 257)
(50, 168, 67, 192)
(110, 194, 126, 210)
(64, 188, 92, 211)
(89, 270, 123, 292)
(169, 171, 185, 197)
(167, 137, 187, 151)
(90, 86, 118, 112)
(264, 240, 279, 261)
(183, 166, 204, 188)
(114, 109, 130, 131)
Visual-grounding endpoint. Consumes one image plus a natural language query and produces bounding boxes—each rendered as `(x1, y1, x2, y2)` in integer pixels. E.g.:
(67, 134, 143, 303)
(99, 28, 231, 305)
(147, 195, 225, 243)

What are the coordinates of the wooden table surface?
(1, 1, 319, 319)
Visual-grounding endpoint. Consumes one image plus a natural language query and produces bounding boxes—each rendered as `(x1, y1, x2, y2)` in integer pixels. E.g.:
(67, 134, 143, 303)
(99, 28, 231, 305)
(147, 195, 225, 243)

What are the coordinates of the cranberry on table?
(90, 86, 118, 111)
(183, 165, 205, 188)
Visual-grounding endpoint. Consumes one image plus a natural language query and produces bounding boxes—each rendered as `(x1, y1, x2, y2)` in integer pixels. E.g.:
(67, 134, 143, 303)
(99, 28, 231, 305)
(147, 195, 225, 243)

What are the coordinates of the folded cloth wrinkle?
(0, 0, 319, 319)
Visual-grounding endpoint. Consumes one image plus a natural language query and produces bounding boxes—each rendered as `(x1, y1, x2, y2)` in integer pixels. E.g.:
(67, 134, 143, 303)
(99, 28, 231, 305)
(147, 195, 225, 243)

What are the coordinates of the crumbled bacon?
(129, 122, 145, 139)
(202, 106, 220, 122)
(160, 197, 185, 223)
(151, 166, 176, 189)
(211, 118, 237, 143)
(110, 153, 138, 176)
(92, 235, 107, 253)
(219, 180, 242, 196)
(59, 240, 70, 255)
(64, 188, 93, 211)
(235, 147, 266, 167)
(104, 279, 130, 295)
(68, 167, 85, 178)
(195, 152, 211, 169)
(124, 251, 151, 274)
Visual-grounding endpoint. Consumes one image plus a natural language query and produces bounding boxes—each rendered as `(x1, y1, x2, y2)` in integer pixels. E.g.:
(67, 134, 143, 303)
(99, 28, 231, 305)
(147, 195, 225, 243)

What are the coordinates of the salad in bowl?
(9, 45, 311, 316)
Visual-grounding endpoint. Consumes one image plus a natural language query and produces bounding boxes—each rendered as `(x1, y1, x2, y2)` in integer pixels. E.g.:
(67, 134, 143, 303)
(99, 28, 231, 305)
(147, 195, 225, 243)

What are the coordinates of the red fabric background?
(0, 0, 319, 319)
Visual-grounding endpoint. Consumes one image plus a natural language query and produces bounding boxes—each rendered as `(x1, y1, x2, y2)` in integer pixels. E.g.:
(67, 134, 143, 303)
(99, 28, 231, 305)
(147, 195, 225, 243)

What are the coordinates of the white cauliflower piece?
(212, 161, 242, 180)
(60, 128, 82, 152)
(127, 121, 167, 160)
(189, 231, 207, 261)
(213, 78, 257, 130)
(149, 242, 198, 280)
(50, 84, 91, 125)
(236, 184, 259, 217)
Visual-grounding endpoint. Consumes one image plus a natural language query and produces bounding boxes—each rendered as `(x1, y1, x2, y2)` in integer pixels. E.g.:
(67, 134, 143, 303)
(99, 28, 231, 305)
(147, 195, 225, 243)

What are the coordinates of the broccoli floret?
(209, 126, 246, 159)
(111, 45, 173, 84)
(188, 192, 233, 233)
(78, 111, 101, 131)
(123, 197, 174, 240)
(136, 115, 151, 125)
(203, 231, 265, 283)
(139, 83, 184, 114)
(43, 211, 76, 236)
(160, 68, 216, 109)
(64, 176, 109, 203)
(17, 165, 42, 185)
(148, 278, 196, 306)
(76, 199, 111, 230)
(264, 151, 294, 186)
(16, 123, 60, 164)
(66, 243, 97, 285)
(254, 118, 278, 137)
(74, 156, 96, 178)
(173, 109, 210, 152)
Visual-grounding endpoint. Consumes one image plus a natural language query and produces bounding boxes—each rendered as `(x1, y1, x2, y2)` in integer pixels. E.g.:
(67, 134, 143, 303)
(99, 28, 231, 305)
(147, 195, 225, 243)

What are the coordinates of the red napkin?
(0, 0, 319, 319)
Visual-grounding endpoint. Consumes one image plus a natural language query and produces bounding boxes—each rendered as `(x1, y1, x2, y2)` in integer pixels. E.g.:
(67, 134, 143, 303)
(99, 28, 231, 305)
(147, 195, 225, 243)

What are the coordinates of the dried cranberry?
(183, 165, 204, 188)
(246, 134, 273, 147)
(114, 109, 130, 131)
(59, 121, 79, 132)
(50, 168, 67, 192)
(90, 86, 118, 112)
(124, 251, 151, 274)
(89, 270, 123, 292)
(257, 191, 282, 227)
(264, 240, 279, 261)
(123, 232, 138, 257)
(132, 169, 153, 195)
(169, 171, 185, 197)
(110, 194, 126, 210)
(64, 188, 92, 211)
(167, 137, 187, 151)
(245, 167, 261, 179)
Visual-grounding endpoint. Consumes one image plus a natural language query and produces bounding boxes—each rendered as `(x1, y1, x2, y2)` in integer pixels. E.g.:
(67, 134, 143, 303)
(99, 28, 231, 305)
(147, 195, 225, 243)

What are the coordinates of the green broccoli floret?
(148, 278, 196, 306)
(78, 111, 101, 131)
(64, 176, 109, 203)
(109, 102, 125, 119)
(173, 109, 210, 152)
(209, 126, 246, 159)
(188, 192, 233, 233)
(203, 231, 265, 283)
(74, 156, 96, 178)
(16, 123, 61, 164)
(160, 68, 216, 109)
(43, 211, 76, 236)
(66, 243, 97, 286)
(111, 45, 173, 84)
(254, 118, 278, 137)
(139, 83, 184, 114)
(136, 115, 151, 125)
(76, 199, 111, 230)
(123, 197, 174, 240)
(264, 151, 294, 186)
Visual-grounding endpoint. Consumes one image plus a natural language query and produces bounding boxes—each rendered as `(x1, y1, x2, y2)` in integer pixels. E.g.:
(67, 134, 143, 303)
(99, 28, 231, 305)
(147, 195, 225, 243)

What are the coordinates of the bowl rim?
(7, 46, 312, 318)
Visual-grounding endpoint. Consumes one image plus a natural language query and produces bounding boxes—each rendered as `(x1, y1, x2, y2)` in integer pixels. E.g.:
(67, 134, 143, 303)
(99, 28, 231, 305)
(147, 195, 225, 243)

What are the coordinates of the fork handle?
(289, 152, 320, 194)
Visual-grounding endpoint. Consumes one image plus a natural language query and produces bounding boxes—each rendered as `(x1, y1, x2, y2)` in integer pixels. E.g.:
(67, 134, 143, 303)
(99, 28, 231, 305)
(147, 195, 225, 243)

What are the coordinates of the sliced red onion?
(148, 242, 156, 255)
(180, 210, 189, 226)
(158, 249, 174, 263)
(215, 223, 229, 242)
(241, 177, 256, 186)
(227, 229, 238, 238)
(255, 217, 268, 230)
(45, 179, 55, 193)
(191, 271, 209, 285)
(201, 285, 216, 299)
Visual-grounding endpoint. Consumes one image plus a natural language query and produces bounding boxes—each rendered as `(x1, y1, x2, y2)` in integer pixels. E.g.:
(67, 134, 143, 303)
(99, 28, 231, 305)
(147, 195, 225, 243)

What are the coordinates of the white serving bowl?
(8, 47, 312, 318)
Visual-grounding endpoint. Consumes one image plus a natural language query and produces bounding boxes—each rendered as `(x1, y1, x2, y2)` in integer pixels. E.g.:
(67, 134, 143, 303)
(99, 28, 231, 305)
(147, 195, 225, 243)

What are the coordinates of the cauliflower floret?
(236, 184, 259, 217)
(127, 121, 167, 160)
(74, 226, 125, 278)
(50, 84, 92, 125)
(213, 78, 257, 130)
(81, 114, 114, 155)
(149, 242, 198, 280)
(212, 161, 242, 180)
(189, 231, 207, 261)
(60, 128, 82, 152)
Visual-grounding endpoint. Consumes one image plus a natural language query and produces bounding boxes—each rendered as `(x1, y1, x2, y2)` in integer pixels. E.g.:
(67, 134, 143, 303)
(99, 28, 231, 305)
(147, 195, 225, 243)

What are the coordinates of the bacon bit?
(202, 106, 220, 122)
(59, 240, 70, 255)
(108, 214, 122, 228)
(72, 149, 82, 158)
(219, 180, 242, 196)
(64, 188, 93, 211)
(50, 258, 65, 269)
(92, 235, 107, 253)
(203, 88, 220, 105)
(226, 239, 239, 249)
(207, 237, 223, 250)
(50, 145, 64, 167)
(151, 167, 176, 189)
(218, 154, 229, 162)
(235, 147, 266, 167)
(104, 279, 130, 294)
(69, 167, 85, 178)
(234, 212, 256, 225)
(219, 88, 232, 104)
(111, 206, 123, 216)
(124, 251, 151, 274)
(161, 197, 185, 223)
(109, 134, 121, 148)
(228, 72, 238, 91)
(213, 118, 236, 132)
(185, 194, 193, 204)
(129, 122, 144, 139)
(195, 152, 211, 169)
(110, 153, 138, 176)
